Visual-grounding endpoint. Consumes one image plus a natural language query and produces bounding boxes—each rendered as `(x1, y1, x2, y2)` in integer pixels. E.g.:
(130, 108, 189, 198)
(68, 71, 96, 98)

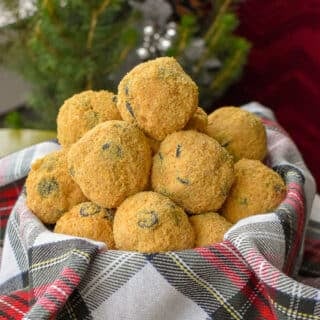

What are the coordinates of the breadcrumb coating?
(222, 159, 286, 223)
(54, 202, 115, 248)
(117, 57, 198, 141)
(207, 106, 267, 161)
(152, 130, 234, 214)
(67, 120, 152, 208)
(26, 149, 87, 224)
(113, 191, 195, 252)
(57, 90, 121, 147)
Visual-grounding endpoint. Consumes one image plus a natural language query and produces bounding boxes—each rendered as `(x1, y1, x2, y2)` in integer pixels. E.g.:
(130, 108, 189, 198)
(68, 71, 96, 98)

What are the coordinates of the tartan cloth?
(0, 103, 319, 320)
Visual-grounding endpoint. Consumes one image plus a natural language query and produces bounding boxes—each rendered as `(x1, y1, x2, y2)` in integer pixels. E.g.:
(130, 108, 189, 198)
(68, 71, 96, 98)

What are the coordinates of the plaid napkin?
(0, 103, 319, 320)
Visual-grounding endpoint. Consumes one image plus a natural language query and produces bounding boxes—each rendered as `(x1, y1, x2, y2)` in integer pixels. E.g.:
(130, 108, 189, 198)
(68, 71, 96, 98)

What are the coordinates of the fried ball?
(207, 106, 267, 161)
(57, 90, 121, 147)
(184, 107, 208, 133)
(152, 130, 234, 214)
(113, 191, 195, 253)
(221, 159, 286, 223)
(189, 212, 232, 247)
(68, 120, 152, 208)
(117, 57, 198, 141)
(26, 150, 87, 224)
(54, 202, 115, 248)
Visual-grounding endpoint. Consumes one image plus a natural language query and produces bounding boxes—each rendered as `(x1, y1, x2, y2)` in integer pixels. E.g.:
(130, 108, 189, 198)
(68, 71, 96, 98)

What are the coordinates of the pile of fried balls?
(25, 57, 286, 253)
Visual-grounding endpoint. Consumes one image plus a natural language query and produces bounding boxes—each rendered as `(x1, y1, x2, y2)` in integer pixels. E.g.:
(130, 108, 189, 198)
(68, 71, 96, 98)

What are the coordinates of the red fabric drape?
(218, 0, 320, 189)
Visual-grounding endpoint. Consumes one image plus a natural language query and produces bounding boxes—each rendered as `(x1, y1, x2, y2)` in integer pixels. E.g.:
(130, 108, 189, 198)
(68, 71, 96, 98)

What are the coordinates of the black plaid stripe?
(28, 239, 98, 289)
(24, 303, 51, 320)
(274, 165, 306, 272)
(273, 165, 305, 185)
(6, 210, 29, 274)
(277, 205, 297, 259)
(0, 272, 28, 295)
(79, 251, 147, 311)
(146, 250, 243, 319)
(272, 286, 320, 320)
(25, 240, 98, 319)
(226, 218, 285, 270)
(57, 289, 91, 320)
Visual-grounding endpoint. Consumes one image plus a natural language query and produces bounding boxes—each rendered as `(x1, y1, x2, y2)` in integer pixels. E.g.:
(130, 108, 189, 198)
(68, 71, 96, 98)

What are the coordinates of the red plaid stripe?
(0, 180, 24, 240)
(0, 289, 29, 320)
(197, 243, 278, 320)
(282, 181, 305, 275)
(35, 267, 81, 317)
(261, 118, 290, 137)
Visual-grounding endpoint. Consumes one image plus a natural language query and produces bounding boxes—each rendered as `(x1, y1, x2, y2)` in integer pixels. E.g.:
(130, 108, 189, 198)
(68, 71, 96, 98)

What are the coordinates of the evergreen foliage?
(0, 0, 250, 129)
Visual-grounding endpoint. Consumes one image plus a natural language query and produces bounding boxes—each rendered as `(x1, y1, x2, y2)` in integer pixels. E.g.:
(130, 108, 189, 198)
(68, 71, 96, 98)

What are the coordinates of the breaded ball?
(26, 150, 87, 224)
(207, 106, 267, 161)
(68, 120, 152, 208)
(184, 107, 208, 133)
(221, 159, 286, 223)
(189, 212, 232, 247)
(113, 191, 195, 253)
(117, 57, 198, 141)
(57, 90, 121, 147)
(152, 130, 234, 214)
(54, 202, 115, 248)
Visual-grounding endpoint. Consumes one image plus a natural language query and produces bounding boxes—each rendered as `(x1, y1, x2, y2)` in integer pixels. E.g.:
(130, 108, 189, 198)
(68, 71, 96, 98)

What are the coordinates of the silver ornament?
(136, 47, 150, 60)
(166, 28, 177, 39)
(157, 37, 172, 51)
(133, 1, 177, 60)
(143, 25, 154, 36)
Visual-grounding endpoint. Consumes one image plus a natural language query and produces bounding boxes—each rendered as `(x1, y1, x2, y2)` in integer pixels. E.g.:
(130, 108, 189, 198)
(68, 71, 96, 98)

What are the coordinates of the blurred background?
(0, 0, 319, 189)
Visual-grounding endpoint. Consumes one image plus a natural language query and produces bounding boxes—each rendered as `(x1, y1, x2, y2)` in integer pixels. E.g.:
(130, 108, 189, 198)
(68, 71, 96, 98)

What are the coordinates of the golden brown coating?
(189, 212, 232, 247)
(207, 106, 267, 161)
(184, 107, 208, 133)
(117, 57, 198, 141)
(26, 150, 87, 224)
(68, 120, 152, 208)
(152, 130, 234, 214)
(221, 159, 286, 223)
(113, 191, 195, 253)
(54, 202, 115, 248)
(57, 90, 121, 147)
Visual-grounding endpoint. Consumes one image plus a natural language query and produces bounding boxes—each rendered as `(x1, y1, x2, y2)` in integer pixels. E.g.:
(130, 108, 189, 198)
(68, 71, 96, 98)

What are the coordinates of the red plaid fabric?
(0, 104, 318, 320)
(0, 181, 24, 240)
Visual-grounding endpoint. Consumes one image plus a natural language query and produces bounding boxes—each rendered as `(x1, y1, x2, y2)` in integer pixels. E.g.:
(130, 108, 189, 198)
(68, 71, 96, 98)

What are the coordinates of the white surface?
(93, 263, 209, 320)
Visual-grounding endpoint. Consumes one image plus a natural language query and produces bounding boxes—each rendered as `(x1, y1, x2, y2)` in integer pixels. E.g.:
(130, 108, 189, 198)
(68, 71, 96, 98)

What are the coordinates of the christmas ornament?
(131, 0, 177, 60)
(136, 21, 177, 60)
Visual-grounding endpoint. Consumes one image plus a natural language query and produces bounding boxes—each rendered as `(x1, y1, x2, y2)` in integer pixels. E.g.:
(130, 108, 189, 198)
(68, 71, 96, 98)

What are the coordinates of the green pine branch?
(0, 0, 251, 128)
(210, 37, 251, 94)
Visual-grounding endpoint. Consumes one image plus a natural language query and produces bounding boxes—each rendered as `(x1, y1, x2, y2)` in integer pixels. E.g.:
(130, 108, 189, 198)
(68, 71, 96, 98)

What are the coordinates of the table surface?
(0, 128, 57, 157)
